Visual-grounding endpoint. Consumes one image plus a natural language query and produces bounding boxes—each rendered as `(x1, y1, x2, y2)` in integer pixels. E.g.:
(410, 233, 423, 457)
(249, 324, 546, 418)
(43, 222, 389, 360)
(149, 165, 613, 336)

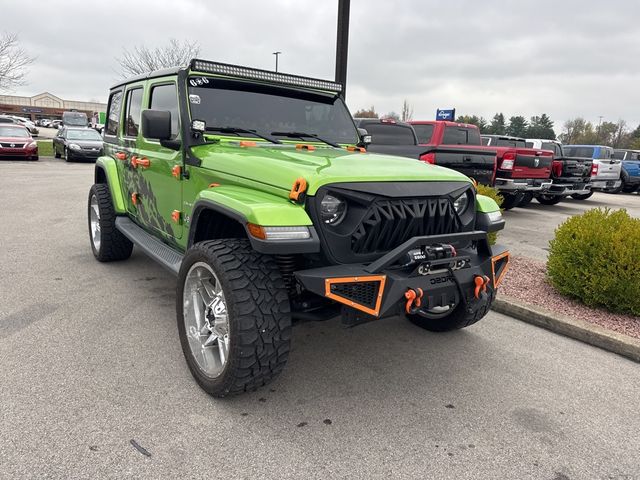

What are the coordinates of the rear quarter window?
(105, 90, 123, 137)
(365, 123, 416, 145)
(442, 127, 481, 145)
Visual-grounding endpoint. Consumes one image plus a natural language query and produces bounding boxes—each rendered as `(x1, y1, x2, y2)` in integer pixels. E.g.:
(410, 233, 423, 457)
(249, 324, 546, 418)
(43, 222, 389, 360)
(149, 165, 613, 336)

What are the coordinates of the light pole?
(272, 51, 282, 72)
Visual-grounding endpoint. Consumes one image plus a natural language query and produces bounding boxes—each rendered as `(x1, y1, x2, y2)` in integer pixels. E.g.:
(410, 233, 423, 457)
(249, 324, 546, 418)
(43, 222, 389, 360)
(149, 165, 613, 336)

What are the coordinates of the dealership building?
(0, 92, 106, 121)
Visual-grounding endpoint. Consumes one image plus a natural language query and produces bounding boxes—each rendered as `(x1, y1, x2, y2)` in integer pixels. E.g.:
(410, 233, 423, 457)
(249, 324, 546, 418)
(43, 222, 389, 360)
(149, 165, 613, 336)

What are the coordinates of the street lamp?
(272, 51, 282, 72)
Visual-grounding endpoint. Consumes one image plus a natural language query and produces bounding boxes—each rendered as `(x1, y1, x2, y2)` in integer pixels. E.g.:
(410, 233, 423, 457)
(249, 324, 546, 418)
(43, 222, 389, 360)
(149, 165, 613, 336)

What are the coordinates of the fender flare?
(94, 156, 126, 214)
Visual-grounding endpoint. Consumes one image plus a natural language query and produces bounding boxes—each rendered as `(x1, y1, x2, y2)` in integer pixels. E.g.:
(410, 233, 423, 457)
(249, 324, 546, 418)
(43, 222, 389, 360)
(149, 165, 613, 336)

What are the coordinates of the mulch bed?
(499, 255, 640, 339)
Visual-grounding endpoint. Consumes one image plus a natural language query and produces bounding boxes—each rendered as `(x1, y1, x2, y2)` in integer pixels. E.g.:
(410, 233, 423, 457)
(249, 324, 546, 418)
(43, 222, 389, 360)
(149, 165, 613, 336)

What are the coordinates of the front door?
(132, 81, 184, 241)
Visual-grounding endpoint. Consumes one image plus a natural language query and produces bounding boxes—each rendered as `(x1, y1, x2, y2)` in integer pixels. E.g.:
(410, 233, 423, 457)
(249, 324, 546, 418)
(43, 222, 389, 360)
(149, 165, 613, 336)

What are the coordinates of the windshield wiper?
(270, 131, 341, 148)
(204, 126, 281, 144)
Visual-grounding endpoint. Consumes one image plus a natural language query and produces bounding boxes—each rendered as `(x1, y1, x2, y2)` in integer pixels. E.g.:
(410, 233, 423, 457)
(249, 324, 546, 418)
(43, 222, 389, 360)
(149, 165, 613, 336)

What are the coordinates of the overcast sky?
(4, 0, 640, 131)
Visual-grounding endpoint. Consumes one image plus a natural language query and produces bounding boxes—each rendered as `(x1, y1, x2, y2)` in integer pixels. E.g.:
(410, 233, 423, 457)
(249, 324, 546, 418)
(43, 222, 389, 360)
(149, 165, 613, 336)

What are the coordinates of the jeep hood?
(191, 144, 470, 196)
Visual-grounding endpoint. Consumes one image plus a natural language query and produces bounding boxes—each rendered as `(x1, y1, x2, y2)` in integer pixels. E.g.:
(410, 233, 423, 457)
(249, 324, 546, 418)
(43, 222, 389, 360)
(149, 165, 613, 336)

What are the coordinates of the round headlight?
(453, 193, 469, 215)
(320, 194, 347, 225)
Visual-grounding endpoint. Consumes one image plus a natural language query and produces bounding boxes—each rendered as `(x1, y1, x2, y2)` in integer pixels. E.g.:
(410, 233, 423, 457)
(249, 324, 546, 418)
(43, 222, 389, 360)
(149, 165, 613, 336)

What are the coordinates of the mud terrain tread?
(89, 184, 133, 262)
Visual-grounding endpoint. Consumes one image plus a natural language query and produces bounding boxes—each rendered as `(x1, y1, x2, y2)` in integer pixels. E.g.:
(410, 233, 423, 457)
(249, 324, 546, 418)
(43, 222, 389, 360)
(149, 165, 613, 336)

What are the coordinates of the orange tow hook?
(404, 288, 424, 314)
(474, 275, 491, 299)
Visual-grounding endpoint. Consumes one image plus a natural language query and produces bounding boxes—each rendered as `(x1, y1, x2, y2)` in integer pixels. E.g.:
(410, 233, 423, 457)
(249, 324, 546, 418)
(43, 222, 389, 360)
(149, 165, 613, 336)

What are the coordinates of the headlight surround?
(69, 143, 81, 150)
(453, 192, 470, 215)
(320, 194, 347, 225)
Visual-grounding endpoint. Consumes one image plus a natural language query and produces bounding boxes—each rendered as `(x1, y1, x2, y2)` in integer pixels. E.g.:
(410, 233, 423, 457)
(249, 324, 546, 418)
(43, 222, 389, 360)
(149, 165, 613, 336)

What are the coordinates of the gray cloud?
(4, 0, 639, 131)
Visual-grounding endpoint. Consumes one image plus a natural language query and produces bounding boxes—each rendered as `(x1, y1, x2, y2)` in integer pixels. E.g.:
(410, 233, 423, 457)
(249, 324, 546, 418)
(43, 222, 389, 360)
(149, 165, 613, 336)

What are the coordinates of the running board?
(115, 217, 183, 275)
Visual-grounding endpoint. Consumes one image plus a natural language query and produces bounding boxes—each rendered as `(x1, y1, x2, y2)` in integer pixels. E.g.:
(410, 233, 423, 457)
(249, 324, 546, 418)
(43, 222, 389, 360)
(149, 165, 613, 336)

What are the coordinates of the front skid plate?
(295, 245, 509, 318)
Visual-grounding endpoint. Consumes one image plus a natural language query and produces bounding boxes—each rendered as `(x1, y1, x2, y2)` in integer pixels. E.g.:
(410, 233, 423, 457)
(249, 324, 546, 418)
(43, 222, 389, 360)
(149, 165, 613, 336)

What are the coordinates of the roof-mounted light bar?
(189, 59, 343, 93)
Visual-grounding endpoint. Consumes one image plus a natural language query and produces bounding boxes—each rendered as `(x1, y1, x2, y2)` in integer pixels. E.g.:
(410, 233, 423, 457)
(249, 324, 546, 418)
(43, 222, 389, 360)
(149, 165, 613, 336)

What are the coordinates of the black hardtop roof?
(109, 58, 342, 94)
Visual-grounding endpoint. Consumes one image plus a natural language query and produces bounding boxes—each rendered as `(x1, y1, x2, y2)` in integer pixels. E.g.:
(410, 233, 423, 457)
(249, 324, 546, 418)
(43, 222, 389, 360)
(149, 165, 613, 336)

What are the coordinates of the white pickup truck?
(562, 145, 622, 195)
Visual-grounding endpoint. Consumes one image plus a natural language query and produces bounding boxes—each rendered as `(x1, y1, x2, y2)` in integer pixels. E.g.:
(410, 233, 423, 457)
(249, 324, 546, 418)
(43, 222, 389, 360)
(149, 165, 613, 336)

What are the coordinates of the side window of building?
(105, 90, 123, 137)
(149, 83, 180, 139)
(124, 88, 143, 138)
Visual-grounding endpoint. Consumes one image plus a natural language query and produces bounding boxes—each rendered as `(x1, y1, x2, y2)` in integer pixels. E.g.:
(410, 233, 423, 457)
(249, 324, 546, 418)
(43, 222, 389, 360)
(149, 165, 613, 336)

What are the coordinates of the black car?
(53, 127, 103, 162)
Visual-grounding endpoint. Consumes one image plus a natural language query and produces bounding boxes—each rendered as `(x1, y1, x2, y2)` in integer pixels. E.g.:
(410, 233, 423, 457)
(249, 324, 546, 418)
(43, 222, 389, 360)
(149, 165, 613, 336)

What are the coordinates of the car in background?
(480, 135, 553, 209)
(4, 115, 39, 136)
(0, 124, 38, 161)
(612, 149, 640, 193)
(62, 111, 89, 128)
(50, 120, 63, 129)
(52, 127, 103, 162)
(562, 145, 622, 193)
(525, 139, 593, 203)
(0, 116, 19, 125)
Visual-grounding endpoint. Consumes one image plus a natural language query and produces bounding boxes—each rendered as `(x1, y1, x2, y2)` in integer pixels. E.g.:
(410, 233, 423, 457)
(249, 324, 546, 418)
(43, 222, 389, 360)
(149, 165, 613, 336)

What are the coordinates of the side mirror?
(141, 109, 172, 140)
(358, 127, 372, 145)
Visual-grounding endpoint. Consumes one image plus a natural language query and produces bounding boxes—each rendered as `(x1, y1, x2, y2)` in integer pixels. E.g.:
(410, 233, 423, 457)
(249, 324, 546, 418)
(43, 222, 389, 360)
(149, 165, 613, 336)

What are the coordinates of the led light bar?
(190, 59, 343, 93)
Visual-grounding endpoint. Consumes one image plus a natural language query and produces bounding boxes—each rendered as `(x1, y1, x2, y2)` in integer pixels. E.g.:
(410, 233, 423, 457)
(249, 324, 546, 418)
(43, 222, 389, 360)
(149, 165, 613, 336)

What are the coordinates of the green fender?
(193, 185, 313, 226)
(476, 194, 500, 213)
(95, 156, 126, 214)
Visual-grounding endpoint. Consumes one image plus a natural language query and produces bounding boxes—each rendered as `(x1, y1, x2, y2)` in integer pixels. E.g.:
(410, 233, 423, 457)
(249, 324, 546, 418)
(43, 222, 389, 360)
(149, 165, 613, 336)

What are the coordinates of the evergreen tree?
(455, 114, 488, 132)
(487, 113, 506, 135)
(527, 114, 556, 139)
(506, 116, 529, 137)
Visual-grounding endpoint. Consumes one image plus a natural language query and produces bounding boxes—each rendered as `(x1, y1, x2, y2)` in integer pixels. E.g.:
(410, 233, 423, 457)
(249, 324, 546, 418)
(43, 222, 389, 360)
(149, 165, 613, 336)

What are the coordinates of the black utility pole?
(273, 51, 282, 72)
(335, 0, 350, 98)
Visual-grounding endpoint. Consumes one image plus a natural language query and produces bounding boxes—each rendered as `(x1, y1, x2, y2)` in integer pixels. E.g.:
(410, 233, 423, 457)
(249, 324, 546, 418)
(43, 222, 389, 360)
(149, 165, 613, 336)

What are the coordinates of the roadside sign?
(436, 108, 455, 121)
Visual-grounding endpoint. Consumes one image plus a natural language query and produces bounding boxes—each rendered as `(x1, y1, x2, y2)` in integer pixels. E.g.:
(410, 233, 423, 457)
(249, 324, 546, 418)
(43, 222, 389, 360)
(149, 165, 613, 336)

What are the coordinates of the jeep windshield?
(187, 77, 358, 145)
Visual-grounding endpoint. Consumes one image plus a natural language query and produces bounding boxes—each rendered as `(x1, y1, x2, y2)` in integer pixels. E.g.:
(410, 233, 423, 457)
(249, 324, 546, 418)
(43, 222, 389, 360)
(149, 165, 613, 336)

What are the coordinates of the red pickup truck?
(409, 121, 553, 209)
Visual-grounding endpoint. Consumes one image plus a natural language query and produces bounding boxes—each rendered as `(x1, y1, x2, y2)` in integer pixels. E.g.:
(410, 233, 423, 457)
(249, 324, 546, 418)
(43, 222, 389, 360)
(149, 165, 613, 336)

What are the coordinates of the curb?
(492, 296, 640, 363)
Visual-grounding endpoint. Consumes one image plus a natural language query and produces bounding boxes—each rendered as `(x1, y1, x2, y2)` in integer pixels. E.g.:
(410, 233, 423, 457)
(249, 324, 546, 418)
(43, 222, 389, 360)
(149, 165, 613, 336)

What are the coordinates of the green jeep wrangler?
(88, 59, 509, 397)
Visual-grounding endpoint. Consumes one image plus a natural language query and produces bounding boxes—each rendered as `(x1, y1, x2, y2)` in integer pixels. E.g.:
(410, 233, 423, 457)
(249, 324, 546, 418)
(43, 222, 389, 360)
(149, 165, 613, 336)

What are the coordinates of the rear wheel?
(517, 192, 534, 207)
(501, 192, 524, 210)
(571, 192, 593, 200)
(406, 289, 495, 332)
(604, 183, 623, 194)
(88, 184, 133, 262)
(177, 239, 292, 397)
(536, 194, 563, 205)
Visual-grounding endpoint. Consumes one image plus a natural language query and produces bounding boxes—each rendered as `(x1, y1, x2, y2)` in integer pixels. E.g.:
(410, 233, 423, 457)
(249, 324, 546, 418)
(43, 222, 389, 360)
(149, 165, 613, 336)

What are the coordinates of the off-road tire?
(406, 289, 495, 332)
(536, 194, 563, 205)
(571, 192, 593, 200)
(517, 192, 534, 207)
(88, 184, 133, 262)
(177, 239, 292, 397)
(501, 193, 524, 210)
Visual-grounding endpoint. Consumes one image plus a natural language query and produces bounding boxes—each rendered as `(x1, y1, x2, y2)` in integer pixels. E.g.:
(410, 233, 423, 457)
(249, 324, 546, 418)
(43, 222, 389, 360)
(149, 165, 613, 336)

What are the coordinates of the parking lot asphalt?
(1, 158, 639, 479)
(499, 192, 639, 260)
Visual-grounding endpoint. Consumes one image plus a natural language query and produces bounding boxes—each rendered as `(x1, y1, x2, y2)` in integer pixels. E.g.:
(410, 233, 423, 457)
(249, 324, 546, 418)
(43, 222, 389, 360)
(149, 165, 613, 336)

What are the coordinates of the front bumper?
(68, 148, 102, 160)
(591, 179, 621, 190)
(295, 231, 510, 319)
(0, 148, 38, 159)
(495, 177, 552, 192)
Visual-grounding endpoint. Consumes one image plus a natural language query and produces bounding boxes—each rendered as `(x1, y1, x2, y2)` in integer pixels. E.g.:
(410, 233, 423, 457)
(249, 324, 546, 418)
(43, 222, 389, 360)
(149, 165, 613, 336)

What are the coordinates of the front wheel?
(571, 192, 593, 200)
(177, 239, 292, 397)
(406, 289, 495, 332)
(536, 194, 563, 205)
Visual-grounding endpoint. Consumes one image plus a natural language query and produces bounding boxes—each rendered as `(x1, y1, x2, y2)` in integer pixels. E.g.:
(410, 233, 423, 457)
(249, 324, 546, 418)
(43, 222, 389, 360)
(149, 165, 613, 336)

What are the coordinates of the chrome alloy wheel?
(89, 194, 101, 251)
(183, 262, 230, 378)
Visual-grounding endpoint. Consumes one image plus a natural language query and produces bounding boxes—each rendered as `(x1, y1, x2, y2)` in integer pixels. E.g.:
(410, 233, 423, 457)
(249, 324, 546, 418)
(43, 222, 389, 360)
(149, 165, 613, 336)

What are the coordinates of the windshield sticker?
(189, 94, 201, 104)
(189, 77, 210, 87)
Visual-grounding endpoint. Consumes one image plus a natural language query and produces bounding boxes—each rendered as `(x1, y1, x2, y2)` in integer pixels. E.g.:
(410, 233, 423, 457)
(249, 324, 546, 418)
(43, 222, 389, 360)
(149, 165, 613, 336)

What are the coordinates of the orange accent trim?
(171, 210, 181, 223)
(131, 157, 150, 169)
(289, 177, 308, 202)
(239, 140, 257, 147)
(296, 144, 316, 151)
(131, 192, 138, 206)
(491, 251, 511, 288)
(247, 223, 266, 240)
(208, 183, 221, 188)
(325, 275, 387, 317)
(115, 152, 127, 161)
(346, 146, 366, 153)
(172, 165, 182, 179)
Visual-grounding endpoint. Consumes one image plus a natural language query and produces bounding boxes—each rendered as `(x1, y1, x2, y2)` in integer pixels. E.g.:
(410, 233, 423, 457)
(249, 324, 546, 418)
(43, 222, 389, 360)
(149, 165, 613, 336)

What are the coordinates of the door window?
(124, 88, 143, 137)
(149, 83, 180, 139)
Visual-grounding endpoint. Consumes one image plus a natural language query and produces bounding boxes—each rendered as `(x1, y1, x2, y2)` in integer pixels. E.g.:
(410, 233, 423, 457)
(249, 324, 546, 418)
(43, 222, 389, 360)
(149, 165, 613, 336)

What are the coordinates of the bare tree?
(353, 106, 378, 118)
(401, 99, 413, 122)
(0, 32, 35, 92)
(116, 39, 200, 77)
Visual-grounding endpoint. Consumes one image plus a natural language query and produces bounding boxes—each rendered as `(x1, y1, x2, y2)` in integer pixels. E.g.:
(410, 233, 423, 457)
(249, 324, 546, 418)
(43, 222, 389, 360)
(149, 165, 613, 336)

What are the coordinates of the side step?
(115, 217, 183, 275)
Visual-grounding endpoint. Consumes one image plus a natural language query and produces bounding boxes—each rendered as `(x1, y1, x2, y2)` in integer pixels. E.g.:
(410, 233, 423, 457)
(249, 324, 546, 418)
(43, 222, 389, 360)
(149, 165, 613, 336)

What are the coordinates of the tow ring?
(474, 275, 490, 299)
(405, 288, 424, 314)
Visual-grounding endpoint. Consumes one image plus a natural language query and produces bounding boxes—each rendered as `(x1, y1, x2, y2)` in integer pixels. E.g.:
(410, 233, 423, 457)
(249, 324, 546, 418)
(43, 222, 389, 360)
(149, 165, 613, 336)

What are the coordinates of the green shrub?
(547, 208, 640, 316)
(476, 184, 503, 245)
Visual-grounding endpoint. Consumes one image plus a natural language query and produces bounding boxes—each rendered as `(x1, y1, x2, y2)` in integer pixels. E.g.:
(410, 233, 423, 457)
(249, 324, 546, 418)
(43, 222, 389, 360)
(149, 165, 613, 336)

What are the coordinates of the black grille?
(351, 198, 462, 254)
(330, 281, 380, 309)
